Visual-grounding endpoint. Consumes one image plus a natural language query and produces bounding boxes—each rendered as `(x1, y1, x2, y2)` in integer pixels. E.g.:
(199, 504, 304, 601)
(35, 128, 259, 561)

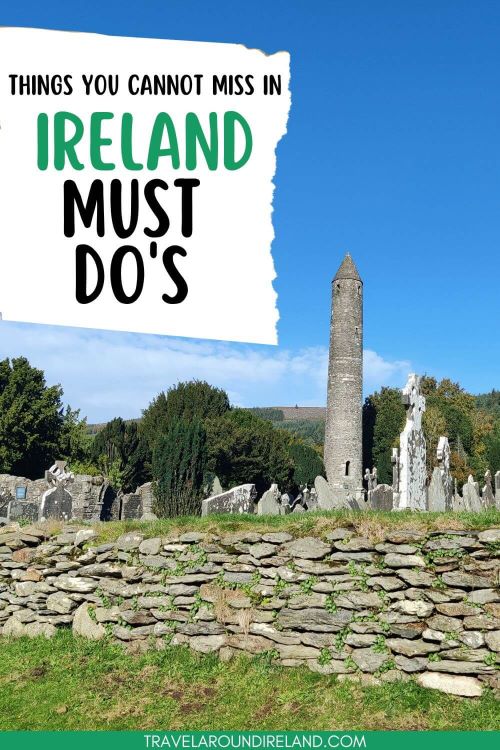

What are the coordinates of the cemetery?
(1, 255, 499, 525)
(0, 254, 498, 720)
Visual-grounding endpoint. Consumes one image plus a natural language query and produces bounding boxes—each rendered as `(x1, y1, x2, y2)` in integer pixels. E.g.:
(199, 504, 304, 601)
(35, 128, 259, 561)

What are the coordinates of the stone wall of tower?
(324, 257, 363, 491)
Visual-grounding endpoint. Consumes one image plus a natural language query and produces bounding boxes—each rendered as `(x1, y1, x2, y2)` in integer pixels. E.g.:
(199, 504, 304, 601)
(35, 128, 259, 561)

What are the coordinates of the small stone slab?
(283, 537, 331, 560)
(72, 603, 105, 640)
(417, 671, 483, 697)
(351, 648, 388, 673)
(201, 484, 257, 516)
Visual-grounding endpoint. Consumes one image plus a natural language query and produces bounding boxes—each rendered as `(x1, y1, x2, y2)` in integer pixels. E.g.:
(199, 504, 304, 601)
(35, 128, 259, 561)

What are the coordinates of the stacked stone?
(0, 523, 498, 698)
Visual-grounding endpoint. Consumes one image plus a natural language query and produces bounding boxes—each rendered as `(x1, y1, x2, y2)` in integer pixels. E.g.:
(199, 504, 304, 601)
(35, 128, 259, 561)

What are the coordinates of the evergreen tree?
(0, 357, 63, 478)
(152, 419, 207, 517)
(141, 380, 230, 453)
(59, 406, 92, 467)
(287, 440, 324, 492)
(205, 409, 293, 494)
(91, 417, 147, 491)
(368, 387, 406, 484)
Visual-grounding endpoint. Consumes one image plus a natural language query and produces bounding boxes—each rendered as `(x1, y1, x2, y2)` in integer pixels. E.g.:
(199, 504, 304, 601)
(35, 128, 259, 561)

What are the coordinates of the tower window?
(345, 461, 350, 477)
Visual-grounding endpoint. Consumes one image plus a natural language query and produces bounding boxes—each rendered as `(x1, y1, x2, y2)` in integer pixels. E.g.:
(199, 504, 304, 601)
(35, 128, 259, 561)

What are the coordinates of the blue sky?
(1, 1, 499, 421)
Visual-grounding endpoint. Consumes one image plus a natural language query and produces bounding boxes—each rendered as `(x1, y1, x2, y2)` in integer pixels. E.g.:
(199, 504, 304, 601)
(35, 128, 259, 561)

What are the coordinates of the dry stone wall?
(0, 523, 499, 698)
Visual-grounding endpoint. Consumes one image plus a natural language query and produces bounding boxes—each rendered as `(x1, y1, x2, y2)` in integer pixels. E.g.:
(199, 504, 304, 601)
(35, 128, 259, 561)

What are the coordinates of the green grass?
(0, 631, 498, 730)
(82, 508, 500, 545)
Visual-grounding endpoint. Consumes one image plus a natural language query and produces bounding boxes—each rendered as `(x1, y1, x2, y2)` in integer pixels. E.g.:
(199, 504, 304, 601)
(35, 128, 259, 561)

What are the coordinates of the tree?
(0, 357, 63, 478)
(140, 391, 168, 454)
(59, 406, 92, 467)
(485, 423, 500, 476)
(153, 419, 207, 517)
(205, 409, 293, 494)
(287, 440, 324, 492)
(91, 417, 147, 491)
(141, 380, 230, 453)
(422, 406, 446, 475)
(276, 419, 325, 449)
(363, 388, 406, 484)
(249, 407, 284, 421)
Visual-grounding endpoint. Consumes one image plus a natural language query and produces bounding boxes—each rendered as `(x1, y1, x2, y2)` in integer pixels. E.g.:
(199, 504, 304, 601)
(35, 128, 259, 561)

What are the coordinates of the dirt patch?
(254, 701, 277, 721)
(29, 665, 48, 679)
(179, 702, 205, 713)
(161, 687, 185, 701)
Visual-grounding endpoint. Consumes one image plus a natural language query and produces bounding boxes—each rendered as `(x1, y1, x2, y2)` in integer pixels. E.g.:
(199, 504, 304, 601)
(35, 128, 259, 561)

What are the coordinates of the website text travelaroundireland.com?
(144, 735, 367, 749)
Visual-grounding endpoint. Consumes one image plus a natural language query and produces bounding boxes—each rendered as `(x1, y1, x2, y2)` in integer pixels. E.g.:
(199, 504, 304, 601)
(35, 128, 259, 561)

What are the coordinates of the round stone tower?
(324, 253, 363, 493)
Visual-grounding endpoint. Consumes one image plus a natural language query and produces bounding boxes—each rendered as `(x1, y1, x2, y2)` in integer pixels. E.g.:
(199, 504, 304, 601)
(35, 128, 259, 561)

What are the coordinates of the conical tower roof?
(333, 253, 361, 282)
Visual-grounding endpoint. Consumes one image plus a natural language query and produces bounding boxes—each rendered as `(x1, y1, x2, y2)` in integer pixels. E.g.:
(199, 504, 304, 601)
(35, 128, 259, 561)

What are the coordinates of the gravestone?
(138, 482, 157, 520)
(0, 492, 11, 519)
(398, 374, 427, 510)
(307, 488, 319, 511)
(364, 467, 378, 492)
(368, 483, 393, 511)
(428, 468, 447, 512)
(201, 484, 257, 516)
(279, 493, 293, 515)
(7, 500, 39, 523)
(40, 460, 74, 521)
(257, 484, 281, 515)
(482, 470, 495, 508)
(428, 436, 453, 511)
(40, 485, 73, 521)
(314, 475, 346, 510)
(121, 492, 142, 520)
(462, 475, 482, 512)
(452, 477, 466, 511)
(496, 471, 500, 509)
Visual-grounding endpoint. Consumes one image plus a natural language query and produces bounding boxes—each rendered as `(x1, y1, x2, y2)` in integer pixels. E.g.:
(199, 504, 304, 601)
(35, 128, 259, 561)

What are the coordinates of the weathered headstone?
(364, 467, 378, 492)
(462, 475, 482, 512)
(40, 485, 73, 521)
(482, 470, 495, 508)
(201, 484, 257, 516)
(428, 468, 447, 512)
(40, 460, 74, 521)
(428, 436, 453, 511)
(138, 482, 157, 520)
(368, 483, 393, 511)
(0, 492, 11, 519)
(314, 475, 346, 510)
(452, 477, 466, 511)
(211, 476, 224, 496)
(257, 484, 281, 515)
(438, 436, 453, 509)
(398, 374, 427, 510)
(121, 492, 142, 519)
(7, 500, 39, 523)
(292, 503, 305, 513)
(279, 493, 292, 515)
(306, 487, 319, 511)
(495, 471, 500, 509)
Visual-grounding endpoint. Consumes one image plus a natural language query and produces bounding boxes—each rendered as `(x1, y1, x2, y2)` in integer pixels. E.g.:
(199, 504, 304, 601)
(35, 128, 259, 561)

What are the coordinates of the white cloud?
(0, 322, 411, 422)
(363, 349, 411, 393)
